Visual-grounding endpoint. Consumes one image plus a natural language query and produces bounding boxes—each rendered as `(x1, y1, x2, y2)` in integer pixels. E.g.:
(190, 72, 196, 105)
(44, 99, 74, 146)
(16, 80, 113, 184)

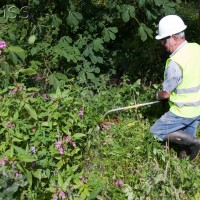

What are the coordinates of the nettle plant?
(0, 85, 104, 199)
(0, 76, 146, 199)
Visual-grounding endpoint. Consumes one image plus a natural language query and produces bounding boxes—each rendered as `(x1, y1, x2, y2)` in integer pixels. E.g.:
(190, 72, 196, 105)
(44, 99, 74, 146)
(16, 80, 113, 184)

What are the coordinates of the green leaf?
(0, 17, 8, 23)
(93, 38, 104, 52)
(13, 111, 19, 120)
(103, 28, 110, 42)
(18, 154, 36, 163)
(67, 12, 78, 26)
(142, 23, 153, 38)
(28, 35, 36, 45)
(72, 133, 86, 140)
(31, 47, 38, 55)
(154, 0, 162, 6)
(87, 72, 95, 80)
(108, 27, 118, 33)
(138, 25, 147, 41)
(89, 54, 97, 64)
(48, 74, 61, 90)
(56, 87, 62, 97)
(74, 12, 83, 20)
(83, 46, 92, 57)
(138, 0, 146, 7)
(24, 103, 38, 120)
(94, 67, 100, 73)
(122, 10, 130, 22)
(62, 176, 72, 191)
(8, 46, 24, 53)
(87, 187, 102, 200)
(0, 111, 8, 116)
(33, 169, 42, 180)
(58, 173, 64, 187)
(52, 14, 62, 27)
(56, 160, 64, 169)
(67, 11, 82, 26)
(45, 169, 51, 179)
(55, 72, 68, 81)
(9, 51, 18, 65)
(106, 27, 118, 41)
(20, 68, 37, 75)
(14, 145, 26, 154)
(129, 6, 135, 18)
(26, 170, 33, 188)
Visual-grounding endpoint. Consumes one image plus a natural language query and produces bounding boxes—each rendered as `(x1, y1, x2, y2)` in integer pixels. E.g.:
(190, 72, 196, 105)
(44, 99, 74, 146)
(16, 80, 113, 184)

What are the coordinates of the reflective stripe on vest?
(173, 100, 200, 108)
(175, 83, 200, 94)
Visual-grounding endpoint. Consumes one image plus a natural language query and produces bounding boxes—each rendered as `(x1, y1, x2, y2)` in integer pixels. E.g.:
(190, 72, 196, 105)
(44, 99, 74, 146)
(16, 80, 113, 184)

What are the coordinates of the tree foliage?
(0, 0, 181, 91)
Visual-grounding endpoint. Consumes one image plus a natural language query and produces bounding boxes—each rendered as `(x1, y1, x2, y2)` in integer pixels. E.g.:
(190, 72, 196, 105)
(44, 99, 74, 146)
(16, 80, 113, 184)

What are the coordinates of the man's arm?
(156, 60, 182, 101)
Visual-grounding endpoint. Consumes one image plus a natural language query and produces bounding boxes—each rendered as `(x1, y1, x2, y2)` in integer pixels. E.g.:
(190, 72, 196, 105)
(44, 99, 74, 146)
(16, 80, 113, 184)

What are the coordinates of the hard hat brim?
(155, 25, 187, 40)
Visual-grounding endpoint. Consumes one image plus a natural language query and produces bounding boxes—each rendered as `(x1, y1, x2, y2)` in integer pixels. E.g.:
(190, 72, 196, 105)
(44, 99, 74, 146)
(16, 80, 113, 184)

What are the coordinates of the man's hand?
(156, 90, 170, 101)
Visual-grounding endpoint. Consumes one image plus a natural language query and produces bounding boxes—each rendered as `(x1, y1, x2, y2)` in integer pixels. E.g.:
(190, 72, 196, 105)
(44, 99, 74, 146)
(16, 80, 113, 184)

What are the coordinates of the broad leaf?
(24, 103, 38, 120)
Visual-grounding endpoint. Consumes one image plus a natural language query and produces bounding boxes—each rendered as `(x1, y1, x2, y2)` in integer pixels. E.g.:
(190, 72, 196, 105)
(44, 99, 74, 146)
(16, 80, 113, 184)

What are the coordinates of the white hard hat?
(155, 15, 187, 40)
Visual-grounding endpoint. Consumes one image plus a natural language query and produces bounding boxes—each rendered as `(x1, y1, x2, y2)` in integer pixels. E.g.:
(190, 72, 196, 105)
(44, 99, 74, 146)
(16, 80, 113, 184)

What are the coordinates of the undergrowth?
(83, 118, 200, 200)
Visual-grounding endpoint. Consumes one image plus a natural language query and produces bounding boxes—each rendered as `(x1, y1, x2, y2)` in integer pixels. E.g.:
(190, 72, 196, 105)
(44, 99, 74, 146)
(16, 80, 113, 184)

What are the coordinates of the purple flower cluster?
(30, 146, 36, 153)
(55, 136, 77, 154)
(115, 180, 124, 187)
(101, 121, 113, 130)
(78, 109, 84, 117)
(6, 121, 14, 129)
(8, 88, 17, 95)
(53, 191, 66, 200)
(8, 86, 23, 96)
(80, 176, 87, 183)
(0, 157, 6, 166)
(43, 93, 48, 101)
(0, 41, 7, 48)
(0, 40, 7, 55)
(65, 136, 76, 147)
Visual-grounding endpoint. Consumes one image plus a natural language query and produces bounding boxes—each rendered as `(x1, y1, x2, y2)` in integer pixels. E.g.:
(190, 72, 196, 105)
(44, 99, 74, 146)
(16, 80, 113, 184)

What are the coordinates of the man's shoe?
(189, 139, 200, 161)
(165, 131, 200, 161)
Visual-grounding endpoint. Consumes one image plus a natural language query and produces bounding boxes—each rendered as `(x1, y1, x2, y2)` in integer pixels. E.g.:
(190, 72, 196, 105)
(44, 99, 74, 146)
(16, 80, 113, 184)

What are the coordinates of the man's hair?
(175, 31, 185, 38)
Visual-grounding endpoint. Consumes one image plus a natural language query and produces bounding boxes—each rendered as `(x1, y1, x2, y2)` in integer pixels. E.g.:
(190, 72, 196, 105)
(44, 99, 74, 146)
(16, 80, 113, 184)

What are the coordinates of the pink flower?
(53, 194, 58, 200)
(59, 147, 64, 154)
(65, 136, 71, 143)
(19, 86, 23, 91)
(15, 171, 19, 177)
(30, 93, 34, 97)
(59, 191, 66, 199)
(0, 41, 7, 48)
(6, 121, 14, 128)
(115, 180, 124, 187)
(43, 93, 48, 100)
(55, 140, 62, 148)
(78, 109, 84, 117)
(102, 124, 110, 130)
(71, 141, 76, 148)
(0, 158, 6, 166)
(13, 88, 17, 94)
(31, 146, 36, 153)
(80, 176, 87, 183)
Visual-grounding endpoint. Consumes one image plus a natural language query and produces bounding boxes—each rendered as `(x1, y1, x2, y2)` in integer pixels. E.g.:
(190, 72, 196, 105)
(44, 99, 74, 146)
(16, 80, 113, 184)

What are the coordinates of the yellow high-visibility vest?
(165, 43, 200, 118)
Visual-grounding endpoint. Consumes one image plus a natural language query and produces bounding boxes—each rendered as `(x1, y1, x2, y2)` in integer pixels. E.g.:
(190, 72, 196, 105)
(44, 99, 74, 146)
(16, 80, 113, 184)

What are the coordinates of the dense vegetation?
(0, 0, 200, 199)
